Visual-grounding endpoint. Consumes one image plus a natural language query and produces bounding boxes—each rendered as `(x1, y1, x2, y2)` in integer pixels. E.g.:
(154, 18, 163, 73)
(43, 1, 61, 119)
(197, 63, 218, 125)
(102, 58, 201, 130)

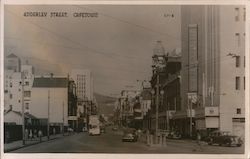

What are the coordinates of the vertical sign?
(188, 24, 198, 92)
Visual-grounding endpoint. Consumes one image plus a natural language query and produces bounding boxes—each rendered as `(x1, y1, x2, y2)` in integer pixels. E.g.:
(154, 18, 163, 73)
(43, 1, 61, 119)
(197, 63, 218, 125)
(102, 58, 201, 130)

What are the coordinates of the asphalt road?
(11, 127, 244, 154)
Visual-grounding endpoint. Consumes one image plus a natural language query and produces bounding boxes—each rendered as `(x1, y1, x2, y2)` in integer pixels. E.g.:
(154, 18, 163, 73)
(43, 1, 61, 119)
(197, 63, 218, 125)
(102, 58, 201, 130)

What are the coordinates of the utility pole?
(62, 101, 64, 136)
(47, 90, 50, 140)
(21, 71, 25, 145)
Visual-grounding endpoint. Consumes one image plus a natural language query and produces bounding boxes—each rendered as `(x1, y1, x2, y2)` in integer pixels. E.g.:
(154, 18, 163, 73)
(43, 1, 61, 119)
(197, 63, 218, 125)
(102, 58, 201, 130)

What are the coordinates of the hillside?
(94, 93, 117, 115)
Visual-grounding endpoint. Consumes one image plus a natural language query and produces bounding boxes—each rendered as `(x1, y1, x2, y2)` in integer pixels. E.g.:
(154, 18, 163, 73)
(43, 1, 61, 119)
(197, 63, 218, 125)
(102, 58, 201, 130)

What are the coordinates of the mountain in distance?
(94, 93, 117, 115)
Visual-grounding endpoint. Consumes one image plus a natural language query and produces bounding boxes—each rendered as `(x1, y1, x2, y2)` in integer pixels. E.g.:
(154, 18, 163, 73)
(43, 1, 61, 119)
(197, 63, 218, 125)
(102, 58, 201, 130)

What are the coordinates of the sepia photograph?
(1, 1, 248, 158)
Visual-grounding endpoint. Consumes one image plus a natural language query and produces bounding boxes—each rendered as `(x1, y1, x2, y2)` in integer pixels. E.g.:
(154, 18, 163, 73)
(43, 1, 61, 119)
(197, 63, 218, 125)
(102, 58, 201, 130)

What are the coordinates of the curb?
(4, 136, 62, 153)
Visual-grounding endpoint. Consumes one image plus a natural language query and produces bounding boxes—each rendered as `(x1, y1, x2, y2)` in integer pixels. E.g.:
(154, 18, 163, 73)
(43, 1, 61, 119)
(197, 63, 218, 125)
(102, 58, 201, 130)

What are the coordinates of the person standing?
(196, 131, 203, 151)
(38, 130, 42, 142)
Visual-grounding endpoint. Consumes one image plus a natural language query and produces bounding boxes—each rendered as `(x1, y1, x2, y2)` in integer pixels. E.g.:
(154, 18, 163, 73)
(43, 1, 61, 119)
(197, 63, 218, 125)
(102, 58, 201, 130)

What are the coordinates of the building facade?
(70, 69, 94, 130)
(4, 54, 34, 113)
(179, 5, 245, 138)
(30, 76, 69, 130)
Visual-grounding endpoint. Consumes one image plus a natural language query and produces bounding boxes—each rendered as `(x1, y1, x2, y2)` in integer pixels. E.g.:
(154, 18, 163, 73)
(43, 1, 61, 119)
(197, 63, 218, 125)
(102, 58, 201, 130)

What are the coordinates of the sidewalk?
(4, 134, 65, 152)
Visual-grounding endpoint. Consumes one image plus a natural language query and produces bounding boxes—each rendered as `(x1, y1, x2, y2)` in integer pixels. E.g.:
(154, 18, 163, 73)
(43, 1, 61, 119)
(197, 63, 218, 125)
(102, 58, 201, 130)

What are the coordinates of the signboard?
(187, 92, 198, 104)
(188, 24, 198, 92)
(205, 107, 219, 116)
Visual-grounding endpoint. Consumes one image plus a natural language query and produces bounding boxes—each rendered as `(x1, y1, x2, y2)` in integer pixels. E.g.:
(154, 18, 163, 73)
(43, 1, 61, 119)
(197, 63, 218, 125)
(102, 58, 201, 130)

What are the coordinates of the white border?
(1, 0, 249, 159)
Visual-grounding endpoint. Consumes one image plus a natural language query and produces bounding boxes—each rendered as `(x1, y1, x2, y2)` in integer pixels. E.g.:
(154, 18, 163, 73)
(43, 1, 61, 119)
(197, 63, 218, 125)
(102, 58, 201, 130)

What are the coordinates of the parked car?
(122, 128, 138, 142)
(167, 131, 182, 139)
(122, 132, 138, 142)
(207, 131, 243, 147)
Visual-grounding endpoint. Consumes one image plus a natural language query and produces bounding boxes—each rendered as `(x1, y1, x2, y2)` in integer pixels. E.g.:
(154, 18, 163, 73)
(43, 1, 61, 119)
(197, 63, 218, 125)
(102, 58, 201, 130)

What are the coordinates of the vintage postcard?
(0, 0, 249, 159)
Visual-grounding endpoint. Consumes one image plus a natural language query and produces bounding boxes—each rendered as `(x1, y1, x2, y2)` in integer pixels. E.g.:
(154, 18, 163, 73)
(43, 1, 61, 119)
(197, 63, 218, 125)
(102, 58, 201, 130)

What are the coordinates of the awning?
(172, 111, 187, 119)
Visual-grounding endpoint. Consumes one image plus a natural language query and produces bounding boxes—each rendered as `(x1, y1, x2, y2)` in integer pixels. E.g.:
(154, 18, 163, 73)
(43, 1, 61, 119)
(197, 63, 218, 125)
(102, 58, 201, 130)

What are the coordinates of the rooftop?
(33, 77, 68, 88)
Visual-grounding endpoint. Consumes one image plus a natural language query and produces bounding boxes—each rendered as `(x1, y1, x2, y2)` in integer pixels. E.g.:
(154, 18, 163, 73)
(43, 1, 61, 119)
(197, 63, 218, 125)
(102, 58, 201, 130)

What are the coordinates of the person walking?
(196, 131, 203, 151)
(38, 130, 42, 142)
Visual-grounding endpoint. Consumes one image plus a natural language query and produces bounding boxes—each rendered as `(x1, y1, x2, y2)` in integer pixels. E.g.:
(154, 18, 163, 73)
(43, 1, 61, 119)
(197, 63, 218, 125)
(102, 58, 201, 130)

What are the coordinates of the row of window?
(7, 81, 30, 88)
(235, 7, 246, 22)
(235, 76, 245, 90)
(9, 91, 31, 99)
(8, 103, 29, 110)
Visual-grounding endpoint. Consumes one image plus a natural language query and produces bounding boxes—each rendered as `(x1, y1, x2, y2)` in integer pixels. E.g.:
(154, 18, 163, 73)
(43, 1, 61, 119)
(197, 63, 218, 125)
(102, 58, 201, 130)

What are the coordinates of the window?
(24, 91, 31, 97)
(25, 81, 29, 86)
(235, 33, 240, 46)
(236, 76, 240, 90)
(244, 76, 245, 90)
(18, 100, 21, 103)
(244, 56, 245, 67)
(236, 108, 241, 114)
(10, 82, 12, 88)
(236, 56, 240, 67)
(235, 8, 240, 21)
(25, 103, 29, 110)
(10, 94, 13, 99)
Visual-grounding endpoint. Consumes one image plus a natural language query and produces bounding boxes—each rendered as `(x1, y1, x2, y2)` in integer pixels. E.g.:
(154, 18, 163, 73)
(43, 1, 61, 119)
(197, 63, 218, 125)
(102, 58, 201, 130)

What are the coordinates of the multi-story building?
(21, 64, 35, 113)
(30, 75, 69, 131)
(161, 50, 181, 132)
(119, 90, 140, 127)
(178, 5, 245, 138)
(70, 69, 94, 130)
(4, 54, 34, 113)
(140, 88, 152, 130)
(67, 79, 78, 131)
(150, 41, 182, 133)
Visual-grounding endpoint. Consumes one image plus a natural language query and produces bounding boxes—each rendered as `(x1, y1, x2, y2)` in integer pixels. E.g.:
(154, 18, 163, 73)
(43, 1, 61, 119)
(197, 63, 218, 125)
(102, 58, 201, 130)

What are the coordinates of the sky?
(4, 5, 181, 96)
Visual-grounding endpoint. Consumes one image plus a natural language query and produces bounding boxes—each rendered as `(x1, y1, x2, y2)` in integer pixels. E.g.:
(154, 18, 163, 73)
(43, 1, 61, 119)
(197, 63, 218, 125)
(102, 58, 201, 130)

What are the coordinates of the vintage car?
(122, 128, 138, 142)
(207, 131, 243, 147)
(122, 132, 138, 142)
(167, 131, 182, 139)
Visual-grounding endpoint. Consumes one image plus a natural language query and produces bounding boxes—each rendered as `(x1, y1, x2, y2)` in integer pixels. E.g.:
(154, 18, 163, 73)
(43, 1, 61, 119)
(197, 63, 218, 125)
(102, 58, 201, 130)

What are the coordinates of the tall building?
(70, 69, 94, 129)
(71, 69, 94, 102)
(4, 54, 34, 113)
(178, 5, 245, 138)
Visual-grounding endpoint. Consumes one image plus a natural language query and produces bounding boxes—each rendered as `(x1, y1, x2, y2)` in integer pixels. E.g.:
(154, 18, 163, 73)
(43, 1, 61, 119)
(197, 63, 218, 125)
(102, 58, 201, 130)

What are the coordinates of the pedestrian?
(29, 129, 33, 140)
(34, 129, 37, 139)
(195, 131, 203, 152)
(53, 128, 56, 135)
(38, 130, 42, 142)
(25, 129, 28, 140)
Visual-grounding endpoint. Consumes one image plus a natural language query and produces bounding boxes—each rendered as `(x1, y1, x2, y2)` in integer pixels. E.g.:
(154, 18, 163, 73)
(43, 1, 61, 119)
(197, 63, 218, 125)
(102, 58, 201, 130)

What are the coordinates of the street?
(11, 127, 244, 154)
